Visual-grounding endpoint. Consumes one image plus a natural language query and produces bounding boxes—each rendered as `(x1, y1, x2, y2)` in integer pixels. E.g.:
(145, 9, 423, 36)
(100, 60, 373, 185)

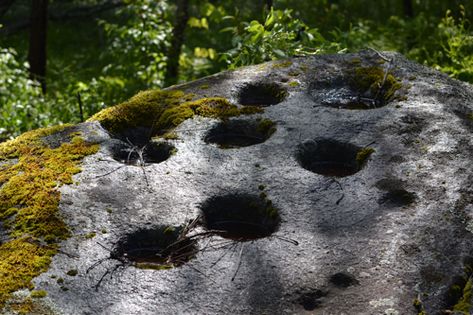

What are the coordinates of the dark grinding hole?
(296, 139, 362, 177)
(329, 272, 359, 288)
(296, 289, 326, 311)
(113, 226, 197, 269)
(111, 141, 174, 166)
(238, 82, 287, 107)
(200, 194, 280, 241)
(204, 119, 276, 148)
(380, 189, 416, 206)
(309, 66, 402, 110)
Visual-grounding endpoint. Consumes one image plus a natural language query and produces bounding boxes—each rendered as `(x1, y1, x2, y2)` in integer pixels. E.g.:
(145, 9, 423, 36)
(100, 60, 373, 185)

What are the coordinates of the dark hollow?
(200, 193, 280, 241)
(237, 82, 287, 107)
(204, 119, 275, 148)
(329, 272, 359, 288)
(113, 226, 197, 268)
(296, 290, 326, 311)
(296, 139, 362, 177)
(380, 189, 416, 206)
(111, 141, 174, 166)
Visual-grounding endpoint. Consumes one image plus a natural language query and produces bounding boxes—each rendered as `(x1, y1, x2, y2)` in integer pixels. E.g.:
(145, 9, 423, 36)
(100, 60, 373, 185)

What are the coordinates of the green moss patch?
(356, 147, 375, 167)
(350, 66, 403, 106)
(0, 126, 99, 308)
(88, 90, 264, 139)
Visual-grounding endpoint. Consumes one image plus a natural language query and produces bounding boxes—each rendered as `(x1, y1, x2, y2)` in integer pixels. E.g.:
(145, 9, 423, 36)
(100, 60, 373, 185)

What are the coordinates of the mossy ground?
(0, 126, 99, 308)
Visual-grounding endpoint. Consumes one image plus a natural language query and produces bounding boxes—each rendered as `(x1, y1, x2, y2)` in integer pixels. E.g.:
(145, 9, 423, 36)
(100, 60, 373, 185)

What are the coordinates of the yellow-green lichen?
(256, 118, 277, 136)
(288, 81, 300, 87)
(199, 84, 210, 90)
(272, 60, 293, 69)
(351, 66, 403, 103)
(356, 147, 375, 167)
(453, 278, 472, 314)
(0, 126, 99, 308)
(88, 90, 264, 137)
(30, 290, 47, 298)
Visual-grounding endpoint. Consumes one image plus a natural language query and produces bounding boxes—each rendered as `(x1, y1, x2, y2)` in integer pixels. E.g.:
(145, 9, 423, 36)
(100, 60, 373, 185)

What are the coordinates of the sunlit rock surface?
(7, 50, 473, 314)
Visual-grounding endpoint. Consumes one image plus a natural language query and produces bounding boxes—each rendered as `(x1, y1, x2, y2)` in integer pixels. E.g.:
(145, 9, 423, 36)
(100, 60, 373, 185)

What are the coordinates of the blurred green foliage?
(0, 0, 472, 140)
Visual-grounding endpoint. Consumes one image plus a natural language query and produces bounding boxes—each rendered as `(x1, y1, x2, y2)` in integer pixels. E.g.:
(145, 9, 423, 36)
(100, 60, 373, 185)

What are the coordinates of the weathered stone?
(2, 50, 473, 314)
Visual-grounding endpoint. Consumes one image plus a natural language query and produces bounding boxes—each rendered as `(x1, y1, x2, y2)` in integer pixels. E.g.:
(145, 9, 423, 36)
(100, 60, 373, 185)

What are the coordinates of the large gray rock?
(10, 51, 473, 314)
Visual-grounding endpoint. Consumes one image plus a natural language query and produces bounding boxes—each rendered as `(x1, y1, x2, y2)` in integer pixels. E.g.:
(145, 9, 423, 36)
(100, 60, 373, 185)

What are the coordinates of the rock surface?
(3, 50, 473, 314)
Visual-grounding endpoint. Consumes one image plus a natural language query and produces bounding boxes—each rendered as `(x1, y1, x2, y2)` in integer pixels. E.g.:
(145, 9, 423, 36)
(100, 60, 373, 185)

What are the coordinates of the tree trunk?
(403, 0, 414, 18)
(28, 0, 48, 93)
(164, 0, 190, 87)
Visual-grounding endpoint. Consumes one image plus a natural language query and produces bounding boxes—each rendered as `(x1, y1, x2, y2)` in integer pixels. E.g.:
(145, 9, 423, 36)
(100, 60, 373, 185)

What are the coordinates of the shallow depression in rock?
(200, 193, 280, 241)
(110, 141, 175, 166)
(237, 82, 287, 106)
(296, 139, 369, 177)
(204, 118, 276, 148)
(113, 226, 197, 269)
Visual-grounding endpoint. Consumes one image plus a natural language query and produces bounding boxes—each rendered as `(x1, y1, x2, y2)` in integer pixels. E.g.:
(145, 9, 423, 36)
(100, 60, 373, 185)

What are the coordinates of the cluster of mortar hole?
(200, 193, 280, 241)
(237, 82, 287, 107)
(113, 226, 197, 269)
(296, 139, 367, 177)
(204, 118, 276, 148)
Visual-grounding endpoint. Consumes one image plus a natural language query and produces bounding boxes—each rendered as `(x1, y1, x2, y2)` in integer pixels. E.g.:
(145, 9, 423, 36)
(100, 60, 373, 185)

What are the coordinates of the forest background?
(0, 0, 472, 141)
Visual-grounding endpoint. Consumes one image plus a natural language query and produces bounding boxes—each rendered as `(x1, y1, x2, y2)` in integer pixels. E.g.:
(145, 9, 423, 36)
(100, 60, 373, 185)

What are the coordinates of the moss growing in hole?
(89, 90, 264, 137)
(66, 269, 78, 277)
(85, 232, 96, 239)
(0, 126, 98, 307)
(30, 290, 47, 298)
(351, 66, 403, 105)
(356, 147, 375, 167)
(56, 278, 64, 284)
(453, 278, 472, 313)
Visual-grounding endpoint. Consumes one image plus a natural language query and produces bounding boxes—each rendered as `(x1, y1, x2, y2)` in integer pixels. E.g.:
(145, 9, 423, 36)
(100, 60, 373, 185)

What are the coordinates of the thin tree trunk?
(28, 0, 48, 93)
(164, 0, 189, 87)
(265, 0, 273, 10)
(403, 0, 414, 18)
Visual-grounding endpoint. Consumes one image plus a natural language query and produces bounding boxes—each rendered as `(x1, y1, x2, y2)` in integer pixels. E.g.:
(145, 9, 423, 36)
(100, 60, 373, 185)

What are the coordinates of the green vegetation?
(0, 126, 98, 307)
(356, 147, 375, 167)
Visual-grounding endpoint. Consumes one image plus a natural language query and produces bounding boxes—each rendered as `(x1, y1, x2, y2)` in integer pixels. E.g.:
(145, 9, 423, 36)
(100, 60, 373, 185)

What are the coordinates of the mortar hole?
(296, 139, 365, 177)
(296, 289, 326, 310)
(238, 82, 287, 107)
(200, 193, 280, 241)
(204, 119, 276, 148)
(111, 141, 174, 166)
(329, 272, 359, 288)
(113, 226, 197, 269)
